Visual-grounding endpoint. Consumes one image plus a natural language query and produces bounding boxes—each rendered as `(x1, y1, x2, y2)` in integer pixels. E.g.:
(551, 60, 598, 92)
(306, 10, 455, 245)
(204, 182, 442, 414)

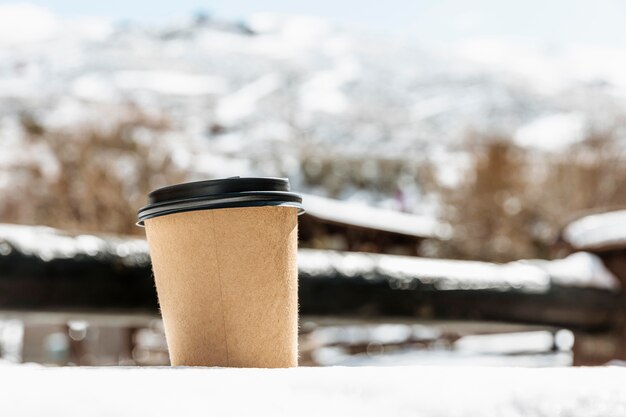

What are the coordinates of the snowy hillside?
(1, 5, 625, 204)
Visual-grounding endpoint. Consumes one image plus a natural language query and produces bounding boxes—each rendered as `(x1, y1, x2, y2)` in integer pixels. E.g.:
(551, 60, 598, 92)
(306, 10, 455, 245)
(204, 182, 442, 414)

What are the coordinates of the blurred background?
(0, 0, 625, 367)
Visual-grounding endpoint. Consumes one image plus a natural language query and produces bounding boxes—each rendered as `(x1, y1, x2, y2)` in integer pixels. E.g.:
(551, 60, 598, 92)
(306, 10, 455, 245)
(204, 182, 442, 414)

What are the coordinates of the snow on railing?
(0, 223, 149, 265)
(0, 223, 618, 291)
(298, 249, 620, 292)
(526, 252, 620, 291)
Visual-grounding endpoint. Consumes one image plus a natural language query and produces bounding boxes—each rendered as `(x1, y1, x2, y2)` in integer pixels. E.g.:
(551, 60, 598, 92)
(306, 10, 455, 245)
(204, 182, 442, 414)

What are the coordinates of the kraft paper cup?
(137, 177, 303, 367)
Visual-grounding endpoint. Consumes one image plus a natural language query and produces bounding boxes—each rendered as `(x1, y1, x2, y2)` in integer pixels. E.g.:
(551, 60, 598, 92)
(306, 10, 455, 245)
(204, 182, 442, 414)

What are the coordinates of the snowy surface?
(302, 193, 444, 239)
(0, 365, 625, 416)
(563, 210, 626, 251)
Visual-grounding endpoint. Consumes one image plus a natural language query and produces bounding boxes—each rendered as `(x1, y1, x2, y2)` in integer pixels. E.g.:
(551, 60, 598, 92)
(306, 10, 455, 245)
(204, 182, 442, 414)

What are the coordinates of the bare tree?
(0, 109, 186, 235)
(434, 128, 626, 262)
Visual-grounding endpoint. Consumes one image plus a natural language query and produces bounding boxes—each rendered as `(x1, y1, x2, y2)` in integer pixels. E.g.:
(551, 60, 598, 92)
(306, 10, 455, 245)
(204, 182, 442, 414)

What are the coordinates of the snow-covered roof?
(563, 210, 626, 251)
(0, 223, 149, 266)
(302, 194, 445, 239)
(298, 249, 620, 292)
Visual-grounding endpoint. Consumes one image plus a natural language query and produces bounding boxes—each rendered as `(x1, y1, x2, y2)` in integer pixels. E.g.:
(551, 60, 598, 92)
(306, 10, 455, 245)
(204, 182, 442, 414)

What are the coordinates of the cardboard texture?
(144, 206, 299, 367)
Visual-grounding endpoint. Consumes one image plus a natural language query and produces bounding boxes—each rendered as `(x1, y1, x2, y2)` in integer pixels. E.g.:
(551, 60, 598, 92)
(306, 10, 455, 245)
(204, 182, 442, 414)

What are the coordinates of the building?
(562, 209, 626, 286)
(299, 194, 447, 256)
(560, 209, 626, 364)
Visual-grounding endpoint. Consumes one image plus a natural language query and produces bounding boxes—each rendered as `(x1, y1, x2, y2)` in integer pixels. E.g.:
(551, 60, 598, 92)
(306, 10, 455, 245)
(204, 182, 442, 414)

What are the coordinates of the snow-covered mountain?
(1, 5, 625, 207)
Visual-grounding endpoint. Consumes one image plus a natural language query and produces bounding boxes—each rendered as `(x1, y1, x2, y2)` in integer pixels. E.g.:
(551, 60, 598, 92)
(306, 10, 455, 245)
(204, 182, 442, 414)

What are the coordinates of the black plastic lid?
(137, 177, 304, 226)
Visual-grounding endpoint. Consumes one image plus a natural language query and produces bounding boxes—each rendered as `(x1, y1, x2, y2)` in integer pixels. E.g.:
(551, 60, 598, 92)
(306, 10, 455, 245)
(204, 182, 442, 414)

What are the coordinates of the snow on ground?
(215, 74, 281, 126)
(113, 70, 227, 96)
(72, 71, 227, 100)
(0, 365, 625, 416)
(455, 37, 626, 93)
(563, 210, 626, 251)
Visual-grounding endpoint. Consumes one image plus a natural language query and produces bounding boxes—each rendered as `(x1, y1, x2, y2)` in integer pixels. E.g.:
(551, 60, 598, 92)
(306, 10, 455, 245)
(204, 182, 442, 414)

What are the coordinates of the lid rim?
(147, 176, 291, 205)
(137, 200, 303, 226)
(136, 177, 304, 227)
(139, 190, 302, 212)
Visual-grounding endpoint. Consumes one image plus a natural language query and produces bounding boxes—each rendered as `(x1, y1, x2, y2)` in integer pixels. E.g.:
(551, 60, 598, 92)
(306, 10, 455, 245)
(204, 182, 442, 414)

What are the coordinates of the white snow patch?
(215, 74, 280, 125)
(0, 4, 60, 46)
(313, 324, 440, 346)
(65, 17, 113, 42)
(246, 15, 339, 59)
(515, 112, 586, 151)
(299, 59, 358, 114)
(300, 73, 348, 114)
(71, 74, 119, 102)
(246, 13, 282, 34)
(411, 95, 456, 120)
(279, 15, 332, 45)
(529, 252, 620, 291)
(455, 331, 555, 355)
(563, 44, 626, 90)
(455, 37, 568, 93)
(456, 37, 626, 94)
(317, 348, 573, 368)
(41, 98, 110, 128)
(113, 70, 227, 96)
(564, 210, 626, 250)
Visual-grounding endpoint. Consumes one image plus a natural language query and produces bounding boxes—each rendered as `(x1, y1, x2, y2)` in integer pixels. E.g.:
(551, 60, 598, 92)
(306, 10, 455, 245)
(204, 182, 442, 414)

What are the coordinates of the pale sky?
(2, 0, 626, 47)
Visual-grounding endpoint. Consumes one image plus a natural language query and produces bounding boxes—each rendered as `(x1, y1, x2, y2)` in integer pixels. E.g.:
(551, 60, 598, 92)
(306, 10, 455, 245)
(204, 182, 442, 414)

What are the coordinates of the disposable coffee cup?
(137, 177, 303, 367)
